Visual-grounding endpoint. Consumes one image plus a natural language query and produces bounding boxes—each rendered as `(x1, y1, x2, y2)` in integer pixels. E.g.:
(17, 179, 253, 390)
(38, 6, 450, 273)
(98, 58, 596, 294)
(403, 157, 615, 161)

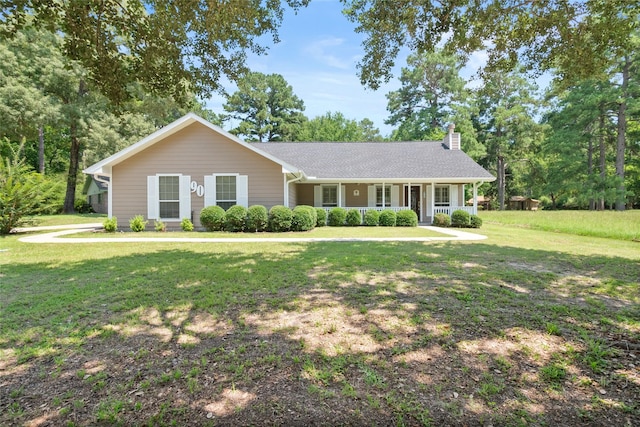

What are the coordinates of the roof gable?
(83, 113, 300, 175)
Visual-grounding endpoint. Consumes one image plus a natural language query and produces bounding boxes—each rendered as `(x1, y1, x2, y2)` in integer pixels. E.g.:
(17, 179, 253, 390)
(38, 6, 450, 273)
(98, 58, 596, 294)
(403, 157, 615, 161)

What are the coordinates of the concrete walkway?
(17, 223, 487, 243)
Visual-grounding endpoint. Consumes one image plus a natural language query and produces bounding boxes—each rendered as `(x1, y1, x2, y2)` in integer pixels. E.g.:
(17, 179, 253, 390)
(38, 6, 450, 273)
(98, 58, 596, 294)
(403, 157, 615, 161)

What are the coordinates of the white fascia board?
(83, 112, 302, 176)
(301, 177, 495, 184)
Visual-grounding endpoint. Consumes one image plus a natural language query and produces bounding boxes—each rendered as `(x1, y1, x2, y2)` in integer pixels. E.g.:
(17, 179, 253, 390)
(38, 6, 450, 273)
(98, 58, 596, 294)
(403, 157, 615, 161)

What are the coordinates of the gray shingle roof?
(255, 141, 495, 181)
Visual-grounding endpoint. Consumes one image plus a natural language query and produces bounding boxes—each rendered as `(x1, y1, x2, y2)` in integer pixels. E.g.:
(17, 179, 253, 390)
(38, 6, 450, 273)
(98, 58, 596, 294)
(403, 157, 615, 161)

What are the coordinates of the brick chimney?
(443, 123, 460, 150)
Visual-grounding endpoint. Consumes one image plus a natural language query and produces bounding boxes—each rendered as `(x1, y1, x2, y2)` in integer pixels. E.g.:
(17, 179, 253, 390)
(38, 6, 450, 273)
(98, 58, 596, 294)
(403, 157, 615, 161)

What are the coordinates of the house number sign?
(190, 180, 204, 197)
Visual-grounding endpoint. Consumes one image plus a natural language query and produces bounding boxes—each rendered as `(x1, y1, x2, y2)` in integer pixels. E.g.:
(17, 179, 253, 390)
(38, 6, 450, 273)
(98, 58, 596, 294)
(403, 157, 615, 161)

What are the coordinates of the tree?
(0, 140, 63, 234)
(342, 1, 638, 89)
(2, 0, 310, 106)
(342, 0, 639, 209)
(296, 112, 383, 142)
(386, 50, 468, 140)
(475, 68, 546, 210)
(224, 72, 306, 142)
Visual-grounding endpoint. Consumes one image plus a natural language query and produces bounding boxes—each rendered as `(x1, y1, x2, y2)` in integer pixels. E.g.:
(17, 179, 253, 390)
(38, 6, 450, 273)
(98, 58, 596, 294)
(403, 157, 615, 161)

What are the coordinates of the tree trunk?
(497, 155, 506, 210)
(587, 133, 594, 210)
(62, 79, 87, 214)
(615, 57, 629, 211)
(598, 105, 606, 211)
(38, 126, 45, 174)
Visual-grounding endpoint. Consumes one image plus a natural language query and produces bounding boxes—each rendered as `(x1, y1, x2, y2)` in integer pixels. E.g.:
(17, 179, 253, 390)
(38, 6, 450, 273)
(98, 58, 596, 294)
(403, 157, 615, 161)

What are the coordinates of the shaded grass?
(0, 213, 639, 426)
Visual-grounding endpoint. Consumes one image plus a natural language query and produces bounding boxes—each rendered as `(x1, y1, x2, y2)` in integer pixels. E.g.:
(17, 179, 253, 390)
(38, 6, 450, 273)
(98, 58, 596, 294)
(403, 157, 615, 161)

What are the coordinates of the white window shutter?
(368, 185, 375, 207)
(147, 175, 159, 219)
(204, 175, 215, 207)
(237, 175, 249, 207)
(391, 185, 400, 207)
(314, 185, 321, 207)
(341, 185, 346, 207)
(450, 185, 457, 206)
(180, 175, 191, 220)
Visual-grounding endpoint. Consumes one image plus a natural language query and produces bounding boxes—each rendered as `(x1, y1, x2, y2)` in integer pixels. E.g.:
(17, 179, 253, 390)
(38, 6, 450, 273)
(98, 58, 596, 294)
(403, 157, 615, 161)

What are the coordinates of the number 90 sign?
(190, 180, 204, 197)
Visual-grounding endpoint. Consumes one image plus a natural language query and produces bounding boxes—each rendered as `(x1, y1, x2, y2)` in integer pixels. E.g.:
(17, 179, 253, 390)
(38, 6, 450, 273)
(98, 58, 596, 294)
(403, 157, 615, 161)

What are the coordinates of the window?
(435, 186, 449, 207)
(322, 185, 338, 207)
(159, 175, 180, 218)
(376, 185, 391, 207)
(216, 175, 236, 210)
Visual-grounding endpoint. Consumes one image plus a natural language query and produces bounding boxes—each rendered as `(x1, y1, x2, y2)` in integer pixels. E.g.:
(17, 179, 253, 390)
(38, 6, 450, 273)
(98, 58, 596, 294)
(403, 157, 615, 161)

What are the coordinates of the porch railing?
(433, 206, 476, 216)
(319, 206, 408, 218)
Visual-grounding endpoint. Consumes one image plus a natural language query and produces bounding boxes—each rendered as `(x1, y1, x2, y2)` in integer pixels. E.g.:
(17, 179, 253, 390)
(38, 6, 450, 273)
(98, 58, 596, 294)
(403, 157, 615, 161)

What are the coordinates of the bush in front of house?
(269, 205, 293, 232)
(225, 205, 248, 232)
(379, 209, 397, 227)
(315, 208, 327, 227)
(246, 205, 268, 232)
(154, 220, 166, 232)
(345, 209, 362, 226)
(470, 214, 483, 228)
(74, 198, 93, 214)
(433, 213, 451, 227)
(200, 205, 226, 231)
(181, 218, 194, 231)
(363, 209, 380, 226)
(103, 217, 117, 232)
(327, 207, 347, 226)
(292, 205, 317, 231)
(129, 215, 147, 232)
(396, 210, 418, 227)
(451, 209, 471, 227)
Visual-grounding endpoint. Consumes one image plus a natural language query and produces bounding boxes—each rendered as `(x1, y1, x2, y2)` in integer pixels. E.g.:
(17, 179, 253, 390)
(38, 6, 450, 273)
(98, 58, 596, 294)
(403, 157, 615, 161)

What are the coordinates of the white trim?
(179, 175, 191, 219)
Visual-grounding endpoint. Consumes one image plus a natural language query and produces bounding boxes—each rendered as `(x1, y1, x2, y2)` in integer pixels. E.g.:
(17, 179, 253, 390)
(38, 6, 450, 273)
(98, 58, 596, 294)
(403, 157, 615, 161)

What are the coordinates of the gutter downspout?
(285, 172, 304, 208)
(92, 173, 112, 217)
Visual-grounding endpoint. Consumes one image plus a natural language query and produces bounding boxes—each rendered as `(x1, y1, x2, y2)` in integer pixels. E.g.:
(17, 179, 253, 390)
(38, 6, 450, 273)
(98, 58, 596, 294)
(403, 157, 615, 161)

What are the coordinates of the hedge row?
(433, 210, 482, 228)
(199, 205, 419, 232)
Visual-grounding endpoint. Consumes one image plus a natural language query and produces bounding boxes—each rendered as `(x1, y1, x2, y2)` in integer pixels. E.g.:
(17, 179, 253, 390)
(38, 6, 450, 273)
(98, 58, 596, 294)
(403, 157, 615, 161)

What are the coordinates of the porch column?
(430, 183, 435, 222)
(473, 182, 478, 215)
(338, 183, 342, 207)
(382, 182, 386, 207)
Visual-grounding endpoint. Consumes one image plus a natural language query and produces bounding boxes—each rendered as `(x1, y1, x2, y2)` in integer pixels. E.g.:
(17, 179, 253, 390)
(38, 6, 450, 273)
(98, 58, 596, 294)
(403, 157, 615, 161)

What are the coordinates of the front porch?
(291, 182, 483, 224)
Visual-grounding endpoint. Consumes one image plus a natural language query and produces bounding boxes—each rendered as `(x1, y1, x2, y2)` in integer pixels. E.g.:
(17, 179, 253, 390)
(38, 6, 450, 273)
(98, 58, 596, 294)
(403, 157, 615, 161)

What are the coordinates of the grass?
(1, 211, 639, 426)
(480, 210, 640, 241)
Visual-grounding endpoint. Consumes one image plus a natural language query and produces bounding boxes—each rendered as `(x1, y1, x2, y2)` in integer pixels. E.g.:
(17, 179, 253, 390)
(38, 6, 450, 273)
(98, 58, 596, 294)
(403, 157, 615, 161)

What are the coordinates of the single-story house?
(83, 113, 495, 229)
(508, 196, 540, 211)
(85, 175, 109, 214)
(467, 195, 492, 210)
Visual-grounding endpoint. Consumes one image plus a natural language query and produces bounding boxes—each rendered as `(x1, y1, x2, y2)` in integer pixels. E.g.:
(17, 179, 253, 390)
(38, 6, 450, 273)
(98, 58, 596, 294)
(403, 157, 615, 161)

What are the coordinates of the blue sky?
(205, 0, 515, 137)
(206, 0, 409, 137)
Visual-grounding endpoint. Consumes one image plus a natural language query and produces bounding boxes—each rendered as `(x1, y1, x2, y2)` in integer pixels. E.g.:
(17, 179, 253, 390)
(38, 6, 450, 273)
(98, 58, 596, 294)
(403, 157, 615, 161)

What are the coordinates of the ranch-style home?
(83, 113, 495, 229)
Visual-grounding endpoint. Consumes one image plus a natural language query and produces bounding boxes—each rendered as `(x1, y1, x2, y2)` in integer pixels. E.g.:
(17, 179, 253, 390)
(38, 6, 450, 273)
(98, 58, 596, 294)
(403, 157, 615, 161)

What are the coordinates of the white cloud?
(303, 37, 354, 69)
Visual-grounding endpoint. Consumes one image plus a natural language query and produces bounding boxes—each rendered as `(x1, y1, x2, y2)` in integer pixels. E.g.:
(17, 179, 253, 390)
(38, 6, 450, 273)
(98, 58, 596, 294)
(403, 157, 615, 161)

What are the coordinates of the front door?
(405, 185, 421, 221)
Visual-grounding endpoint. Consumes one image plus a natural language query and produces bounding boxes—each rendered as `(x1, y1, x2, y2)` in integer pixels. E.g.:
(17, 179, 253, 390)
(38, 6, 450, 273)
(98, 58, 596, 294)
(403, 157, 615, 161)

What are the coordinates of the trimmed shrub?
(433, 213, 451, 227)
(154, 220, 166, 232)
(379, 209, 397, 227)
(246, 205, 269, 232)
(363, 209, 380, 226)
(200, 205, 226, 231)
(396, 210, 418, 227)
(129, 215, 147, 232)
(292, 205, 317, 231)
(181, 218, 194, 231)
(451, 209, 471, 227)
(225, 205, 248, 232)
(315, 208, 327, 227)
(345, 209, 362, 226)
(269, 205, 293, 232)
(74, 198, 93, 214)
(470, 214, 483, 229)
(327, 207, 347, 226)
(103, 217, 117, 232)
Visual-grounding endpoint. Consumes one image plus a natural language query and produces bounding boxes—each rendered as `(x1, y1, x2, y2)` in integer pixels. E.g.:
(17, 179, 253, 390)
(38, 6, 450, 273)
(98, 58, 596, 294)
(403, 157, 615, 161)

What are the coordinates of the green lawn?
(1, 211, 638, 426)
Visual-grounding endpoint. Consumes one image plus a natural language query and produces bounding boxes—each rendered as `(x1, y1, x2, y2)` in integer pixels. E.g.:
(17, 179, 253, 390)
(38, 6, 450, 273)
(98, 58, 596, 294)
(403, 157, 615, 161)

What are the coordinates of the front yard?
(1, 212, 638, 426)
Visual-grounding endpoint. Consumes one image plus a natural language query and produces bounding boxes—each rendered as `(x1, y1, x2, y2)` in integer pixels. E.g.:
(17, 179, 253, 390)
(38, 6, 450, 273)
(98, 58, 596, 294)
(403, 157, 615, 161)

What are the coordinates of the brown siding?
(295, 184, 315, 206)
(112, 122, 284, 229)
